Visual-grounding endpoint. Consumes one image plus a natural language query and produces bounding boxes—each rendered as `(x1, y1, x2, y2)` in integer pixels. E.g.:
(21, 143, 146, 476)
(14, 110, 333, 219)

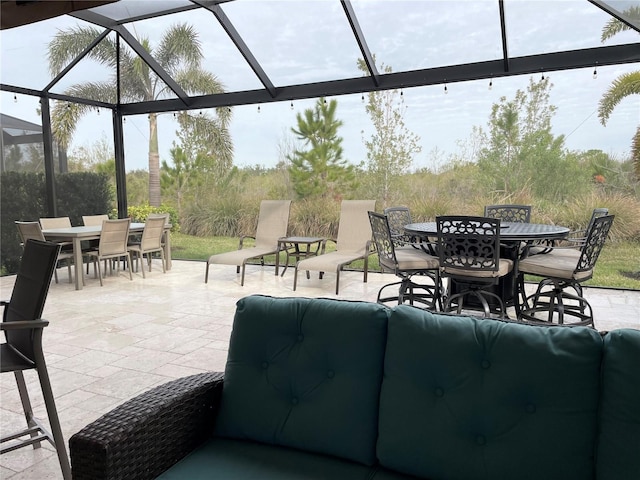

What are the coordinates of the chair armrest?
(0, 319, 49, 330)
(238, 235, 256, 249)
(70, 371, 224, 480)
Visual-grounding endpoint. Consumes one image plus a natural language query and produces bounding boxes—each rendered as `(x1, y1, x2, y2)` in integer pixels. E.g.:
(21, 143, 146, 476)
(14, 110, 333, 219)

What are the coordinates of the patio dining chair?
(294, 200, 376, 295)
(561, 207, 609, 249)
(15, 221, 75, 284)
(0, 239, 71, 479)
(205, 200, 292, 286)
(483, 204, 531, 223)
(516, 214, 614, 327)
(436, 215, 513, 318)
(82, 214, 109, 226)
(84, 218, 133, 286)
(383, 206, 417, 248)
(128, 216, 166, 278)
(369, 211, 441, 309)
(82, 215, 110, 271)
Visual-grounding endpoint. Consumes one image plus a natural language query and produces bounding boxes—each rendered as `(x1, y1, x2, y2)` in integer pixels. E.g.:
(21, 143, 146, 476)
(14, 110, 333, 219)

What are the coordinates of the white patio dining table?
(42, 222, 172, 290)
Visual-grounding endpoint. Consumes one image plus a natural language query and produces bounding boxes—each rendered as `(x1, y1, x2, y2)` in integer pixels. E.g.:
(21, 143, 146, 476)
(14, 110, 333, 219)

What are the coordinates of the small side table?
(277, 236, 325, 277)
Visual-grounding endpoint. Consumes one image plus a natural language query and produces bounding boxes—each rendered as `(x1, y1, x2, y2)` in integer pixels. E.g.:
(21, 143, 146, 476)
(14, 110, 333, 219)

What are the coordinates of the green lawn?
(170, 233, 640, 290)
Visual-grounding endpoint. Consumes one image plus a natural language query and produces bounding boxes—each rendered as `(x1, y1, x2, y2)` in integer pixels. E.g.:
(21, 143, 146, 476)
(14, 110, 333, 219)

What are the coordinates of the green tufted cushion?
(597, 329, 640, 480)
(157, 437, 375, 480)
(214, 295, 389, 466)
(377, 307, 603, 480)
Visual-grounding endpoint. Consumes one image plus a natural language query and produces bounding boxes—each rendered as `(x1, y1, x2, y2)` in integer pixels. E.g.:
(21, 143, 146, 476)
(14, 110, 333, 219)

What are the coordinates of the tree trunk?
(148, 113, 161, 206)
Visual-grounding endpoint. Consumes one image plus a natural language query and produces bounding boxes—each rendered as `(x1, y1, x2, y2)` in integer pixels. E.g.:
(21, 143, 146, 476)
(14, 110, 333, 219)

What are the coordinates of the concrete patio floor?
(1, 259, 639, 479)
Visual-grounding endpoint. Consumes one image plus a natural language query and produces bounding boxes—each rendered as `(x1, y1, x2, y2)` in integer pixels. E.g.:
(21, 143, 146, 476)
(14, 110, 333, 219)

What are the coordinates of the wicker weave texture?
(70, 372, 224, 480)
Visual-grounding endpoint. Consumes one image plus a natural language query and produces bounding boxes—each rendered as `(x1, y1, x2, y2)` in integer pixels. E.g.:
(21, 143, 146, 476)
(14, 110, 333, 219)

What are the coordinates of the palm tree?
(48, 23, 232, 206)
(598, 7, 640, 177)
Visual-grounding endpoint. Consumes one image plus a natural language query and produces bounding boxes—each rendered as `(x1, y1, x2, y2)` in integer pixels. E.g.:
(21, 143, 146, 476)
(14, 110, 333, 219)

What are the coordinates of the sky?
(1, 0, 639, 173)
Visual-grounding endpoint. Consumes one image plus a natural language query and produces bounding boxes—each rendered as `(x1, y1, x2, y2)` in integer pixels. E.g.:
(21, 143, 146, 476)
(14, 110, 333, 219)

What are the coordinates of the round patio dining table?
(404, 221, 570, 243)
(404, 221, 571, 316)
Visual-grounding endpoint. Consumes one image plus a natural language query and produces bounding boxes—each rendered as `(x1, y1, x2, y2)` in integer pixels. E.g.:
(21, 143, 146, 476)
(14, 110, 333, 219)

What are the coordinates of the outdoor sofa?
(70, 295, 640, 480)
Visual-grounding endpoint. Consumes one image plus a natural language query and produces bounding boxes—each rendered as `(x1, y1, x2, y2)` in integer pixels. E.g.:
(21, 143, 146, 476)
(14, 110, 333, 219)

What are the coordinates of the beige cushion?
(394, 249, 440, 271)
(444, 258, 513, 278)
(518, 250, 592, 281)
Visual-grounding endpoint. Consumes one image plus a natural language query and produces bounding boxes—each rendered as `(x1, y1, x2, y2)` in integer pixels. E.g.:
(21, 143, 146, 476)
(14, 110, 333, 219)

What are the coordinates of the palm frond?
(48, 26, 124, 76)
(597, 71, 640, 124)
(156, 23, 203, 74)
(601, 6, 640, 42)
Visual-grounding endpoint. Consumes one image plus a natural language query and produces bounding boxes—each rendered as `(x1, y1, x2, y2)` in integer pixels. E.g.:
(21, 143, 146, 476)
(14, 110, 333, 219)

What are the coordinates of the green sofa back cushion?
(377, 307, 604, 480)
(597, 329, 640, 480)
(214, 295, 389, 466)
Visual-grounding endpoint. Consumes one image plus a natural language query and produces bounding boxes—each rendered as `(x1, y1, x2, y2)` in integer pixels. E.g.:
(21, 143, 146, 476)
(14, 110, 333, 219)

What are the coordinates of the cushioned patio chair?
(383, 206, 417, 248)
(0, 239, 71, 479)
(484, 204, 531, 223)
(516, 214, 614, 327)
(561, 207, 609, 249)
(436, 215, 513, 318)
(205, 200, 292, 286)
(294, 200, 375, 295)
(369, 211, 441, 309)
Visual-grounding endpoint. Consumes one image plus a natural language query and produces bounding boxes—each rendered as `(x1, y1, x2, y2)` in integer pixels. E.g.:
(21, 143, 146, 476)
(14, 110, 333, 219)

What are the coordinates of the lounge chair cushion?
(377, 306, 603, 480)
(214, 295, 389, 466)
(207, 246, 278, 266)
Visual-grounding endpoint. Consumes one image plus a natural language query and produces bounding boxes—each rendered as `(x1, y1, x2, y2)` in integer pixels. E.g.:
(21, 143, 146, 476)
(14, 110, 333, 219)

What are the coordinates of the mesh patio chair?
(205, 200, 292, 286)
(0, 239, 71, 480)
(39, 216, 72, 229)
(294, 200, 376, 295)
(84, 218, 133, 286)
(516, 215, 614, 327)
(368, 211, 441, 309)
(39, 216, 75, 252)
(82, 215, 110, 271)
(128, 216, 166, 278)
(436, 215, 513, 318)
(15, 221, 75, 284)
(82, 214, 109, 226)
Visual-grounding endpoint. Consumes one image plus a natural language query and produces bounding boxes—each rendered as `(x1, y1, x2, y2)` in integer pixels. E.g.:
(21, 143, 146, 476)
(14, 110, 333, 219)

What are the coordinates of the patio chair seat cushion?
(393, 248, 440, 271)
(443, 258, 513, 278)
(213, 295, 389, 466)
(297, 249, 368, 273)
(518, 250, 591, 281)
(207, 246, 279, 266)
(377, 306, 603, 480)
(157, 437, 423, 480)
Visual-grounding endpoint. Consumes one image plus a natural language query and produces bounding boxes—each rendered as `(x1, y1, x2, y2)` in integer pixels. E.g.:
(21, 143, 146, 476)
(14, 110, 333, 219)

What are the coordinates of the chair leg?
(14, 371, 41, 449)
(205, 262, 210, 283)
(139, 253, 146, 278)
(240, 263, 246, 286)
(96, 257, 103, 286)
(293, 266, 299, 291)
(35, 363, 72, 480)
(160, 250, 166, 273)
(335, 270, 340, 295)
(126, 253, 133, 280)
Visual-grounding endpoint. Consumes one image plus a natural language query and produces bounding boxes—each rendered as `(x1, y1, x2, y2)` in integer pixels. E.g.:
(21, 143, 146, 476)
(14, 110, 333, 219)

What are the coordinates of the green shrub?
(0, 171, 113, 275)
(124, 204, 180, 233)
